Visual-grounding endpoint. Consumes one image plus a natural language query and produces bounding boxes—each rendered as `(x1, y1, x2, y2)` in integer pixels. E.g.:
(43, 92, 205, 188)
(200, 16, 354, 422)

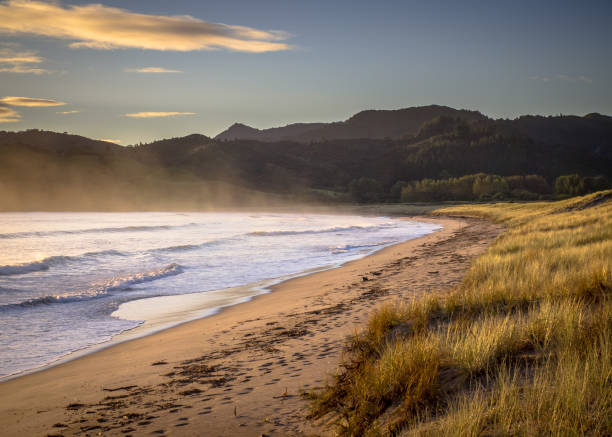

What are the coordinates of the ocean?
(0, 212, 440, 379)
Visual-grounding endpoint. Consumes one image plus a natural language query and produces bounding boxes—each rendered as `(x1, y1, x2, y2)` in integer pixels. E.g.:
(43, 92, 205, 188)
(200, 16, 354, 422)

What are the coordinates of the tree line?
(348, 173, 610, 203)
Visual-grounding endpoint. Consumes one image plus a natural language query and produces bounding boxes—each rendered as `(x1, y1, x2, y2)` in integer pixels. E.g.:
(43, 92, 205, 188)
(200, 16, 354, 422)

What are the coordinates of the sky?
(0, 0, 611, 145)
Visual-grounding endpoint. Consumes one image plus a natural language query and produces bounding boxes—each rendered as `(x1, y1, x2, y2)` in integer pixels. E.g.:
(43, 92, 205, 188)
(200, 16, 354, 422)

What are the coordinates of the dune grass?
(310, 190, 611, 436)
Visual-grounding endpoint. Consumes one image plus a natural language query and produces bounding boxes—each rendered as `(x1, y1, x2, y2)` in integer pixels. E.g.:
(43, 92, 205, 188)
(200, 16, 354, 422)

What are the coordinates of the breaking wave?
(1, 263, 183, 310)
(0, 223, 198, 239)
(247, 223, 396, 237)
(152, 237, 232, 253)
(0, 250, 126, 276)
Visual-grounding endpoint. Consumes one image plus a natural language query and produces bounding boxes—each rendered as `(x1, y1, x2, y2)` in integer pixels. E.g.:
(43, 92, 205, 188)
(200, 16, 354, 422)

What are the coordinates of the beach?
(0, 216, 502, 436)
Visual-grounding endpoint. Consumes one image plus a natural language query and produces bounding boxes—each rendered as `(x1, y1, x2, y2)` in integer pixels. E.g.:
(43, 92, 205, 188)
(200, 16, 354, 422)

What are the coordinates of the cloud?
(125, 111, 196, 118)
(126, 67, 182, 73)
(57, 110, 80, 114)
(0, 96, 66, 106)
(530, 74, 592, 84)
(0, 65, 50, 73)
(0, 46, 52, 74)
(0, 0, 292, 53)
(557, 74, 592, 84)
(0, 105, 20, 122)
(0, 94, 66, 122)
(98, 138, 120, 144)
(0, 48, 42, 63)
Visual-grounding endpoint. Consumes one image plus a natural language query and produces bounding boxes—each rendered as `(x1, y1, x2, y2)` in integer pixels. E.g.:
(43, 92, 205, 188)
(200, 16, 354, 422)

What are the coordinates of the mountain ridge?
(1, 104, 611, 210)
(214, 105, 486, 142)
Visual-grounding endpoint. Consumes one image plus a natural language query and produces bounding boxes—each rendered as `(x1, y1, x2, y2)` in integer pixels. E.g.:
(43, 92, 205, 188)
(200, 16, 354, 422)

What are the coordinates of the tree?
(584, 175, 610, 193)
(554, 174, 585, 196)
(349, 177, 384, 203)
(473, 174, 509, 199)
(390, 180, 407, 202)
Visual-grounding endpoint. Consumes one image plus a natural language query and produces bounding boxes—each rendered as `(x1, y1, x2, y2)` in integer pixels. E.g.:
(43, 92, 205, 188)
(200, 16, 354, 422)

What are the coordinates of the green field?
(310, 190, 612, 436)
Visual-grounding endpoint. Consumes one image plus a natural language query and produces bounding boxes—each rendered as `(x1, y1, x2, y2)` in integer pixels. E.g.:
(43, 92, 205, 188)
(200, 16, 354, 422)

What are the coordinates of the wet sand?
(0, 216, 502, 436)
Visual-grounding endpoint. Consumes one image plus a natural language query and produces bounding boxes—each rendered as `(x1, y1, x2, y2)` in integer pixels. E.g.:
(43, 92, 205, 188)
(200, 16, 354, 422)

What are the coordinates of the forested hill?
(214, 105, 485, 142)
(0, 130, 123, 154)
(1, 106, 611, 210)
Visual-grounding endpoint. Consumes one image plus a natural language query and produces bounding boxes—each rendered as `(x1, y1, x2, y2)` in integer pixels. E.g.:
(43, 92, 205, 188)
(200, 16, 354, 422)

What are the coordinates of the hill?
(215, 105, 485, 142)
(1, 106, 611, 210)
(0, 129, 123, 155)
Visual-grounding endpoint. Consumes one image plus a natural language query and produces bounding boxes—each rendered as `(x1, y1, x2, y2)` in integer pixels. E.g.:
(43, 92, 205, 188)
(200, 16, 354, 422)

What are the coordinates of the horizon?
(1, 0, 611, 144)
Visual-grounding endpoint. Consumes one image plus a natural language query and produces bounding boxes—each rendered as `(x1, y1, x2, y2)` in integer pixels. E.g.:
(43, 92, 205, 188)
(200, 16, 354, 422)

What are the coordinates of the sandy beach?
(0, 216, 502, 437)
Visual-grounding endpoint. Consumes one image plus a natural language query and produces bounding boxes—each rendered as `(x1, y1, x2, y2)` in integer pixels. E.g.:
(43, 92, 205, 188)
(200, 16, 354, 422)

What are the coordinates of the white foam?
(0, 212, 441, 379)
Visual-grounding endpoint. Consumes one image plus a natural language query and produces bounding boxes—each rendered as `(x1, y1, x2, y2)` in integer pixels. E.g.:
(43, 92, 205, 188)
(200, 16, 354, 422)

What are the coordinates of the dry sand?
(0, 217, 502, 437)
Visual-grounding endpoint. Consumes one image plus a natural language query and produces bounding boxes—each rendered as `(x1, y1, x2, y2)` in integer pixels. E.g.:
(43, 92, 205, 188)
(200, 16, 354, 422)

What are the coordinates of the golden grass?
(310, 190, 612, 436)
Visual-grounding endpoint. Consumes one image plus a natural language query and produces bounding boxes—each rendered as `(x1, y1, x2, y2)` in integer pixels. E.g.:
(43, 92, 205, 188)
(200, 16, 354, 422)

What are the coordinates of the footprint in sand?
(175, 417, 189, 427)
(198, 407, 213, 415)
(238, 387, 254, 395)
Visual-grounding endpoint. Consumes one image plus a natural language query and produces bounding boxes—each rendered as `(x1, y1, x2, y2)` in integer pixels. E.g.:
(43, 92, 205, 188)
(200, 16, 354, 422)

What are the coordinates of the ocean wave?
(0, 250, 127, 276)
(0, 263, 184, 310)
(0, 260, 50, 276)
(329, 240, 394, 254)
(0, 223, 199, 239)
(152, 237, 230, 253)
(8, 294, 89, 308)
(154, 244, 201, 252)
(247, 223, 396, 237)
(100, 263, 183, 292)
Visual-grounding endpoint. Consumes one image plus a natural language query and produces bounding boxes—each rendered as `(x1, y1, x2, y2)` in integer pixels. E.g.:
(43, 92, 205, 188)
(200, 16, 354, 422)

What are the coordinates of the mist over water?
(0, 212, 440, 379)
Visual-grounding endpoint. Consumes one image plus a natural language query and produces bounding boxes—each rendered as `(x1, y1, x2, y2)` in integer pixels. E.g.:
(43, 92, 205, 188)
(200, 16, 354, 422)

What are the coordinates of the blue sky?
(0, 0, 611, 145)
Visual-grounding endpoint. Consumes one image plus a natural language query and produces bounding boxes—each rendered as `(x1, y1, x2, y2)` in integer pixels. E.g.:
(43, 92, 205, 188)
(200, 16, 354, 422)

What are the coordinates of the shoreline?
(1, 268, 331, 383)
(0, 216, 503, 436)
(0, 219, 438, 383)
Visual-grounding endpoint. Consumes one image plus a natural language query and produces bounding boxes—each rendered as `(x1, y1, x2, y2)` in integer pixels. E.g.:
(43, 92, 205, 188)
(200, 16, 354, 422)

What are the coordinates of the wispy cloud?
(0, 48, 41, 63)
(0, 0, 292, 53)
(125, 111, 196, 118)
(557, 74, 592, 84)
(98, 138, 121, 144)
(0, 47, 52, 74)
(57, 110, 80, 114)
(529, 75, 551, 82)
(0, 94, 66, 122)
(126, 67, 182, 74)
(0, 96, 66, 107)
(529, 74, 592, 84)
(0, 65, 49, 73)
(0, 106, 21, 122)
